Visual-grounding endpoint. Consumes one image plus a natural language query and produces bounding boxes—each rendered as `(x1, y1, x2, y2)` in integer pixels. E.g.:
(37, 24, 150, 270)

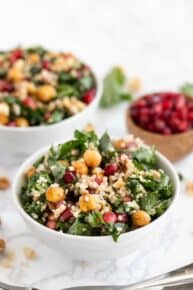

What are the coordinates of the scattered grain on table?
(0, 176, 11, 190)
(0, 239, 6, 252)
(0, 251, 15, 268)
(23, 246, 37, 260)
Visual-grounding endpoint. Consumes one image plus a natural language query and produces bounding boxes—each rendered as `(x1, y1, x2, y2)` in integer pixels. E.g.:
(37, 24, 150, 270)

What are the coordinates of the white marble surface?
(1, 0, 193, 289)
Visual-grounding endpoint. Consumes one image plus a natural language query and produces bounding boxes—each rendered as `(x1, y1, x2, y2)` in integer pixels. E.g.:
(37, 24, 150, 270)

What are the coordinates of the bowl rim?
(127, 110, 193, 138)
(12, 137, 180, 242)
(0, 70, 101, 132)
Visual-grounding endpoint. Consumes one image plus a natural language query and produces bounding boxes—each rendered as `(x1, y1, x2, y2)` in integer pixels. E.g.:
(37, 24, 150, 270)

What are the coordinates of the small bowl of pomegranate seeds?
(127, 92, 193, 162)
(0, 46, 101, 154)
(13, 130, 179, 260)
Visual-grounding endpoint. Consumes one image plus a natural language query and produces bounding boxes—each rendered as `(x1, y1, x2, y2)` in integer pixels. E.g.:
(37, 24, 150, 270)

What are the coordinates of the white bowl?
(12, 143, 180, 261)
(0, 76, 101, 155)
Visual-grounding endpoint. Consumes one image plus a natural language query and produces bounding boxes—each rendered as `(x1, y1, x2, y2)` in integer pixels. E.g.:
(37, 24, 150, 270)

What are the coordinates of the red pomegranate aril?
(0, 80, 13, 92)
(64, 170, 76, 183)
(10, 49, 23, 63)
(151, 103, 163, 115)
(175, 95, 186, 109)
(23, 97, 37, 110)
(8, 121, 16, 127)
(103, 212, 117, 223)
(162, 100, 173, 110)
(116, 213, 128, 223)
(177, 107, 188, 120)
(82, 89, 96, 104)
(42, 60, 52, 70)
(139, 107, 149, 117)
(177, 120, 188, 133)
(135, 99, 147, 108)
(46, 220, 56, 230)
(188, 111, 193, 121)
(104, 163, 118, 176)
(60, 207, 73, 222)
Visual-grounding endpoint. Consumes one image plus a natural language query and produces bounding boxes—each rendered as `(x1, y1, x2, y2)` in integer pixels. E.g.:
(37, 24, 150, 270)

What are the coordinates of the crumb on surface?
(186, 181, 193, 195)
(0, 239, 6, 252)
(0, 251, 15, 268)
(83, 123, 96, 132)
(128, 77, 142, 92)
(23, 246, 37, 260)
(0, 176, 11, 190)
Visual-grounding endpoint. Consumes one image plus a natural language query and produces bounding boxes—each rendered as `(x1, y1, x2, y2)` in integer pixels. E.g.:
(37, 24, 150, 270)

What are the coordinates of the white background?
(1, 1, 193, 289)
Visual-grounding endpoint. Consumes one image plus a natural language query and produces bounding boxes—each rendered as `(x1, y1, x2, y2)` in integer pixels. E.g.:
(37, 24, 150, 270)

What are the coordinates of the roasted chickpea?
(79, 194, 97, 212)
(15, 117, 29, 127)
(8, 67, 23, 82)
(26, 166, 36, 178)
(46, 186, 65, 203)
(72, 160, 88, 175)
(27, 53, 40, 64)
(36, 85, 56, 102)
(83, 149, 102, 168)
(113, 139, 127, 149)
(0, 114, 9, 125)
(132, 210, 151, 227)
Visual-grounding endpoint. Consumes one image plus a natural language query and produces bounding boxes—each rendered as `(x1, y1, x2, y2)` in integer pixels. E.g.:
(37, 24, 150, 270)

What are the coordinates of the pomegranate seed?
(175, 94, 186, 110)
(188, 111, 193, 121)
(135, 99, 147, 108)
(104, 163, 118, 176)
(42, 60, 52, 70)
(46, 220, 56, 230)
(103, 212, 117, 223)
(0, 80, 13, 92)
(151, 103, 162, 115)
(116, 213, 128, 223)
(8, 121, 16, 127)
(162, 100, 173, 110)
(23, 97, 37, 110)
(82, 89, 96, 104)
(10, 49, 23, 63)
(64, 170, 76, 183)
(60, 207, 73, 221)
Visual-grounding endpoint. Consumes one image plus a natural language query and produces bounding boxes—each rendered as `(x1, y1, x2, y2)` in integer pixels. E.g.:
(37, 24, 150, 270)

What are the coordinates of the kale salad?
(20, 130, 174, 241)
(0, 46, 96, 127)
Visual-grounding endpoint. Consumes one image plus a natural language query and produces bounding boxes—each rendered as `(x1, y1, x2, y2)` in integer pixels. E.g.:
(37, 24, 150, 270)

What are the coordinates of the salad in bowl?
(0, 46, 96, 127)
(17, 130, 175, 244)
(0, 47, 100, 154)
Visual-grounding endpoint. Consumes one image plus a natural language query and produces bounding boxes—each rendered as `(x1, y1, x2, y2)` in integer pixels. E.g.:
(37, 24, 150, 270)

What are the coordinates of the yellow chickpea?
(113, 139, 127, 149)
(72, 160, 88, 175)
(79, 194, 97, 212)
(8, 66, 23, 82)
(46, 186, 65, 203)
(15, 117, 29, 127)
(83, 149, 102, 168)
(26, 166, 36, 178)
(27, 53, 40, 64)
(36, 85, 56, 102)
(27, 82, 37, 94)
(0, 114, 8, 125)
(132, 210, 151, 227)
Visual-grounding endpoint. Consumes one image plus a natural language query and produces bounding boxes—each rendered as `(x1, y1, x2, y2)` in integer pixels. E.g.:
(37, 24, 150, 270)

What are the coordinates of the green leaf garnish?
(100, 67, 132, 108)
